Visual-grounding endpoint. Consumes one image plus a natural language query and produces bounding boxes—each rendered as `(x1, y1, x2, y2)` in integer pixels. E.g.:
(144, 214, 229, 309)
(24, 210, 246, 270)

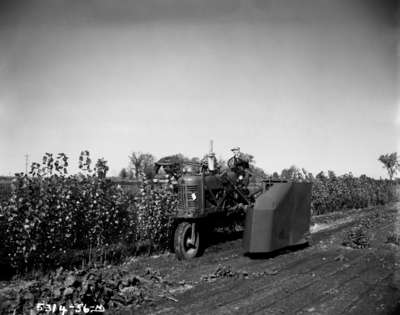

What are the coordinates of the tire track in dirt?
(137, 248, 318, 314)
(135, 205, 398, 315)
(135, 248, 329, 314)
(146, 249, 357, 315)
(292, 257, 387, 314)
(183, 255, 335, 313)
(165, 244, 317, 292)
(294, 255, 395, 315)
(166, 206, 395, 286)
(179, 215, 393, 314)
(215, 250, 369, 314)
(244, 219, 397, 314)
(342, 272, 400, 315)
(165, 205, 392, 284)
(168, 217, 356, 286)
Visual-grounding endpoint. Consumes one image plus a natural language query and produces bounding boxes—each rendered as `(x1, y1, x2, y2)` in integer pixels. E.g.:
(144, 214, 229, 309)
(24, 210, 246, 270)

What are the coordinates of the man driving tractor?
(227, 146, 251, 188)
(152, 142, 311, 260)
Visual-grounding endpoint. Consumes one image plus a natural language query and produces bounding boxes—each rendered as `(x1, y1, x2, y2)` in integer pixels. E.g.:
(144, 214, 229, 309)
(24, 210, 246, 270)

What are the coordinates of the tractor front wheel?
(174, 222, 200, 260)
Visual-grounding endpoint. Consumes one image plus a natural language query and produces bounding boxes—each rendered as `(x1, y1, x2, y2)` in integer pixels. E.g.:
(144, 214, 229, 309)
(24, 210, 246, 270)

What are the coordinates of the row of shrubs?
(311, 172, 397, 215)
(0, 153, 397, 273)
(277, 168, 397, 215)
(0, 153, 177, 274)
(0, 178, 13, 202)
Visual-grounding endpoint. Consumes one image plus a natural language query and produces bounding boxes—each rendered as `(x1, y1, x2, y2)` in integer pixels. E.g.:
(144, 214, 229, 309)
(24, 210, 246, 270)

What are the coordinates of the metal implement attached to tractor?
(155, 142, 312, 260)
(243, 182, 311, 253)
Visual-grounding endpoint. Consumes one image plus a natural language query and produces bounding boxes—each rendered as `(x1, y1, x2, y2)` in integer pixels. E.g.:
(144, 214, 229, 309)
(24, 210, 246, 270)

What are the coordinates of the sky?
(0, 0, 398, 178)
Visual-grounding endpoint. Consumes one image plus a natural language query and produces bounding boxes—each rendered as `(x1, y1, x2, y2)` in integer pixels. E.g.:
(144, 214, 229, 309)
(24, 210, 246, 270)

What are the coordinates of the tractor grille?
(177, 185, 201, 211)
(177, 185, 186, 209)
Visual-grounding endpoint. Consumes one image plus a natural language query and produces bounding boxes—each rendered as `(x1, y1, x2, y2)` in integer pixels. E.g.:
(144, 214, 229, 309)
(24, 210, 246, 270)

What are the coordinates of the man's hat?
(231, 146, 240, 151)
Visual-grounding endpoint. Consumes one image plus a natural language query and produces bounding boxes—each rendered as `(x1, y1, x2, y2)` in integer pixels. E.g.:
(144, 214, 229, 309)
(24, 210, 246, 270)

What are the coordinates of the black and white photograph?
(0, 0, 399, 314)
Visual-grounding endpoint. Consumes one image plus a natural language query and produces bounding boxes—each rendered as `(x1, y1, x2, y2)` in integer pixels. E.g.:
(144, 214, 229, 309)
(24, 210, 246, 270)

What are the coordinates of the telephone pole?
(24, 154, 29, 174)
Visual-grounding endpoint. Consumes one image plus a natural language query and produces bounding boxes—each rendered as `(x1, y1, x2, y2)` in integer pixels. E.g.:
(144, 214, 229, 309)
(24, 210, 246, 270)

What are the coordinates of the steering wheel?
(227, 157, 235, 169)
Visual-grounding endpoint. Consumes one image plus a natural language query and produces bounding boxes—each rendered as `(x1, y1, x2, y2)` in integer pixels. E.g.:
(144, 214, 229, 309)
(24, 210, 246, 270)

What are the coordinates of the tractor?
(155, 142, 312, 260)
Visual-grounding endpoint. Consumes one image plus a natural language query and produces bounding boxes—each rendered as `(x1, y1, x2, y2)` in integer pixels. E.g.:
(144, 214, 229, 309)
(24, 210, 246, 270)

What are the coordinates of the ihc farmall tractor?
(155, 143, 312, 260)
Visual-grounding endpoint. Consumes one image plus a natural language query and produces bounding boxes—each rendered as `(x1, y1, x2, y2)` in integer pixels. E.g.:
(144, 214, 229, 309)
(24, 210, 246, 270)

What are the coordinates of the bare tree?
(280, 165, 306, 181)
(128, 152, 155, 179)
(378, 152, 399, 180)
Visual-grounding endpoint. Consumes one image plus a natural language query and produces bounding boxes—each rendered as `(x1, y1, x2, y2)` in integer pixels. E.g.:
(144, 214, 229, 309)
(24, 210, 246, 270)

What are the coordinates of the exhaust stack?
(208, 140, 216, 171)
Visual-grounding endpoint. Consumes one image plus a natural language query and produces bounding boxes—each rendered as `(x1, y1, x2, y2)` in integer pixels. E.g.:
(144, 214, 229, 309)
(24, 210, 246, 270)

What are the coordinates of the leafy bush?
(0, 177, 13, 203)
(3, 264, 185, 314)
(0, 153, 397, 274)
(134, 186, 176, 251)
(280, 167, 398, 215)
(311, 172, 397, 215)
(342, 226, 370, 249)
(386, 232, 400, 246)
(0, 152, 176, 273)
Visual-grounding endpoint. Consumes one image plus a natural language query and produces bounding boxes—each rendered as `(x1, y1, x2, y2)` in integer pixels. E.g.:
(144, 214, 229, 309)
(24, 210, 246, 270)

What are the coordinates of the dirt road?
(121, 203, 400, 315)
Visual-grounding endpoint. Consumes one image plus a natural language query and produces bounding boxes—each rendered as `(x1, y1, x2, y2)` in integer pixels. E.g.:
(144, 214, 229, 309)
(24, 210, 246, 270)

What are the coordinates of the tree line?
(118, 151, 400, 182)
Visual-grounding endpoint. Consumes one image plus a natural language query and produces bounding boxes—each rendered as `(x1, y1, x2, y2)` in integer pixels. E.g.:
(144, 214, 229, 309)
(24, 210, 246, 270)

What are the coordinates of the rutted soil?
(1, 203, 400, 315)
(133, 203, 400, 315)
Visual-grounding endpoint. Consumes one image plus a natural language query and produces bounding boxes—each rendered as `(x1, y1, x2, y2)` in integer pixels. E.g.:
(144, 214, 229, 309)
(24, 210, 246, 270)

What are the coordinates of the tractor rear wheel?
(174, 222, 200, 260)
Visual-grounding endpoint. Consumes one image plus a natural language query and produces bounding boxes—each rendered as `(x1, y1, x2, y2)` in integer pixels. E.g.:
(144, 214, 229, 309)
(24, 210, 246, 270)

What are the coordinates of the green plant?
(1, 150, 397, 274)
(342, 226, 370, 249)
(385, 232, 400, 246)
(0, 151, 177, 273)
(310, 172, 396, 215)
(378, 152, 399, 181)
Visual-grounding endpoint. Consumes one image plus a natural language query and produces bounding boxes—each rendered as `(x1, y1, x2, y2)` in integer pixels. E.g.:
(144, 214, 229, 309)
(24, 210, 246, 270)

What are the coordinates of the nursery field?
(0, 152, 399, 314)
(1, 202, 400, 314)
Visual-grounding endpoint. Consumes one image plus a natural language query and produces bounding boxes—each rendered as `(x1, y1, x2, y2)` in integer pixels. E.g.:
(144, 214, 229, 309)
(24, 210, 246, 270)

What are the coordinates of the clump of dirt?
(0, 265, 185, 314)
(200, 264, 279, 283)
(200, 265, 242, 282)
(342, 226, 370, 249)
(385, 232, 400, 246)
(340, 212, 387, 250)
